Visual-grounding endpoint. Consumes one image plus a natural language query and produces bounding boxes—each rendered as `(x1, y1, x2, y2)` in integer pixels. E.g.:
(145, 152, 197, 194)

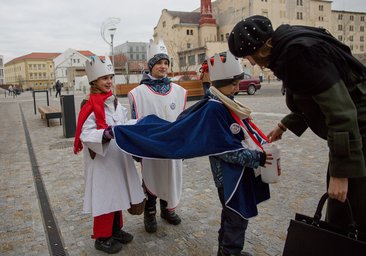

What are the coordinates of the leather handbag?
(127, 198, 146, 215)
(282, 193, 366, 256)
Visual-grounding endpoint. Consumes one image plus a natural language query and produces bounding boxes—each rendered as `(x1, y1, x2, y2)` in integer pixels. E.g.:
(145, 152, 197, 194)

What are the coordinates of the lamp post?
(101, 17, 120, 73)
(108, 27, 117, 70)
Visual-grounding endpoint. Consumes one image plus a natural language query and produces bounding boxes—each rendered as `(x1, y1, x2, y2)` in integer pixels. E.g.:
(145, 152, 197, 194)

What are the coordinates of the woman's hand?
(328, 177, 348, 202)
(267, 123, 286, 142)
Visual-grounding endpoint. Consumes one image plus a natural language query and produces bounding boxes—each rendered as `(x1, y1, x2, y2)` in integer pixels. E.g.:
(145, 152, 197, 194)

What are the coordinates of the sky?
(1, 0, 365, 64)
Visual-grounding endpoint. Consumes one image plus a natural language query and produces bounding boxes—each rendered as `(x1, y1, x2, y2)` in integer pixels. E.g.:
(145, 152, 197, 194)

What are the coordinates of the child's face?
(94, 75, 114, 93)
(218, 80, 240, 96)
(151, 59, 169, 78)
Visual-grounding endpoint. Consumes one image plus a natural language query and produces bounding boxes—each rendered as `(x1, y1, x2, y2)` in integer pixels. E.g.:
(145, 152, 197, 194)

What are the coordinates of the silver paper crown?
(207, 51, 243, 82)
(147, 39, 169, 60)
(85, 56, 114, 83)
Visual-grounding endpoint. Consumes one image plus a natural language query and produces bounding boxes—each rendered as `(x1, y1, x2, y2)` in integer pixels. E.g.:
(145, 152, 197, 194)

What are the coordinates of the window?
(338, 25, 343, 31)
(187, 43, 191, 49)
(198, 53, 206, 64)
(361, 16, 365, 21)
(361, 36, 364, 42)
(338, 14, 343, 20)
(338, 35, 343, 41)
(163, 21, 166, 28)
(361, 26, 364, 32)
(225, 33, 229, 40)
(361, 45, 364, 51)
(349, 35, 354, 42)
(186, 29, 193, 35)
(350, 25, 354, 31)
(297, 0, 303, 6)
(318, 16, 324, 21)
(319, 5, 323, 11)
(179, 56, 186, 67)
(350, 15, 354, 21)
(188, 55, 195, 65)
(297, 12, 303, 20)
(221, 34, 224, 41)
(129, 47, 133, 52)
(142, 54, 145, 59)
(136, 54, 140, 60)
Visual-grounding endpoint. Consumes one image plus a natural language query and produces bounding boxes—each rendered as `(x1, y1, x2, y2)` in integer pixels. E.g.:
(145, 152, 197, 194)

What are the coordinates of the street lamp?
(101, 17, 120, 72)
(108, 27, 117, 70)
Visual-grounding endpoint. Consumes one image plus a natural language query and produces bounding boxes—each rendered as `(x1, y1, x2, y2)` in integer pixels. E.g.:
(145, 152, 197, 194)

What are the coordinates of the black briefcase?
(282, 193, 366, 256)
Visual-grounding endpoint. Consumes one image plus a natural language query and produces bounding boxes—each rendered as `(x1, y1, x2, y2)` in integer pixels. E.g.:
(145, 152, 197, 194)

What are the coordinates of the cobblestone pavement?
(0, 83, 329, 256)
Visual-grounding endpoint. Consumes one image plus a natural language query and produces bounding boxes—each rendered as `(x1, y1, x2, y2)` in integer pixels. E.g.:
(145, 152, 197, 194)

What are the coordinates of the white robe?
(128, 83, 187, 208)
(80, 96, 145, 217)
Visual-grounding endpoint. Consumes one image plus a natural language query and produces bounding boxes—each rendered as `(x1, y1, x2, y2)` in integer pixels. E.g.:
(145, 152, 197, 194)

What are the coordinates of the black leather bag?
(282, 193, 366, 256)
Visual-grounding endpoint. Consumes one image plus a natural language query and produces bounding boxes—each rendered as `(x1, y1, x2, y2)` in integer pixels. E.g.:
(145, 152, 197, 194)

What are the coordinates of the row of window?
(129, 53, 146, 60)
(129, 46, 146, 52)
(28, 64, 50, 70)
(338, 35, 365, 42)
(338, 14, 365, 21)
(338, 25, 365, 32)
(179, 53, 206, 67)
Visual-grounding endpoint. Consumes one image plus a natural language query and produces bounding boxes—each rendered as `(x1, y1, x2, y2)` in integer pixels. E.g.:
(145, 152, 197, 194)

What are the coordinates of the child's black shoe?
(112, 230, 133, 244)
(95, 237, 122, 254)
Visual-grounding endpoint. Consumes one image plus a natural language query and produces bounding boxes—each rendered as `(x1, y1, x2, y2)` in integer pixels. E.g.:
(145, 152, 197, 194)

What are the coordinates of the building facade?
(53, 49, 95, 89)
(114, 41, 148, 61)
(4, 53, 60, 90)
(153, 0, 366, 77)
(0, 55, 4, 85)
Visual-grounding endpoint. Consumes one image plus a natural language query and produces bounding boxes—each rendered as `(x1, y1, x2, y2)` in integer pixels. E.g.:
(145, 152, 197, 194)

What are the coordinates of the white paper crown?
(207, 51, 243, 82)
(85, 56, 114, 83)
(147, 39, 169, 60)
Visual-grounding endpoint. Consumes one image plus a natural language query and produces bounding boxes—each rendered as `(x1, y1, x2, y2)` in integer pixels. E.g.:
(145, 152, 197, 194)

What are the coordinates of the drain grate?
(20, 105, 68, 256)
(49, 141, 73, 150)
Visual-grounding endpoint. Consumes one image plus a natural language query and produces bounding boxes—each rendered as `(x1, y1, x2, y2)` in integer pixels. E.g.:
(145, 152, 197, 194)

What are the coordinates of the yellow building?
(4, 52, 60, 90)
(153, 0, 366, 77)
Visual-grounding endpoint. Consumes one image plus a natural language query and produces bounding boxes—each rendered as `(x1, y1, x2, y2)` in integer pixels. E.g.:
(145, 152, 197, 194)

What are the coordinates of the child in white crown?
(74, 56, 145, 254)
(128, 39, 187, 233)
(202, 52, 272, 256)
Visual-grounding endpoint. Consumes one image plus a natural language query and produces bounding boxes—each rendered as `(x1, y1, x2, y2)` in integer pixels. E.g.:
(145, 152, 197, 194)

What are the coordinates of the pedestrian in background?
(55, 80, 62, 98)
(128, 39, 187, 233)
(229, 15, 366, 232)
(74, 56, 145, 254)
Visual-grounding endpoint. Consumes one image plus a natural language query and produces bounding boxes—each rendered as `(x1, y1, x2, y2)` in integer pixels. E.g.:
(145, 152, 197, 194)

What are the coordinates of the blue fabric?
(113, 99, 270, 218)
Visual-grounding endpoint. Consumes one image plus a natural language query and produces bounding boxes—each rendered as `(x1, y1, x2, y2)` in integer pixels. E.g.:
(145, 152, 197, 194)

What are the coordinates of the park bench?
(38, 106, 62, 127)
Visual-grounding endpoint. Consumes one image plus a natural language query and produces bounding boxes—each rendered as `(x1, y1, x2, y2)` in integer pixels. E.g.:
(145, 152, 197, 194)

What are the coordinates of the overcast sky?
(1, 0, 365, 64)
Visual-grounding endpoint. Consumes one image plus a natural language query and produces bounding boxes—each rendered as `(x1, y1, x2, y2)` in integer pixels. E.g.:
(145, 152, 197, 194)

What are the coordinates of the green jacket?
(282, 80, 366, 178)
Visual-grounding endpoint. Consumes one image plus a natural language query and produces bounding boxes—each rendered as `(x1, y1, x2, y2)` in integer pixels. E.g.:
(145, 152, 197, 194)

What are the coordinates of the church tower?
(199, 0, 216, 25)
(198, 0, 217, 47)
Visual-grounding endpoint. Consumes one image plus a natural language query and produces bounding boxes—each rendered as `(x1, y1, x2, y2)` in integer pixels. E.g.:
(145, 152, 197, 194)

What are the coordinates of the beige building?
(153, 0, 366, 78)
(5, 53, 60, 90)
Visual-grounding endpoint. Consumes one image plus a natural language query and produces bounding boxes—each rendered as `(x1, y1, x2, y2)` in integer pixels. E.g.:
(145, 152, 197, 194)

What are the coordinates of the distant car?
(236, 74, 261, 95)
(170, 74, 200, 82)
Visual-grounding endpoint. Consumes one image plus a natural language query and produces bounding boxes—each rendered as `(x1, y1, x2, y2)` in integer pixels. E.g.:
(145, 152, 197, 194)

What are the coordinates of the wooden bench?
(38, 106, 62, 127)
(115, 80, 204, 99)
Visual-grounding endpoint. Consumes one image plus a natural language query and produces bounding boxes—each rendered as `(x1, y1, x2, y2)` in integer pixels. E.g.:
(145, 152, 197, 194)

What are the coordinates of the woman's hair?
(251, 38, 273, 68)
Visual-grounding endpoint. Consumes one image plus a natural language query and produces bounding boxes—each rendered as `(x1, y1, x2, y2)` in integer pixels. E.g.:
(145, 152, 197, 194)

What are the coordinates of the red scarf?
(73, 91, 113, 154)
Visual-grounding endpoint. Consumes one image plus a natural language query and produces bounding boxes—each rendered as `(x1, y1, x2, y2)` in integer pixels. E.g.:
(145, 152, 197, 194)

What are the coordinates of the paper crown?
(147, 39, 169, 60)
(207, 51, 243, 82)
(85, 56, 114, 84)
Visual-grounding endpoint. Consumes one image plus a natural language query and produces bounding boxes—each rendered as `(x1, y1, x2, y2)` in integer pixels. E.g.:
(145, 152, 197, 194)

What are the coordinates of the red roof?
(6, 52, 61, 65)
(78, 50, 96, 57)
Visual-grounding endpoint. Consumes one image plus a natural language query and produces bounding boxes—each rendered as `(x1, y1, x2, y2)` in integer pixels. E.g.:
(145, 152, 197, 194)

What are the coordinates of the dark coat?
(268, 24, 366, 231)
